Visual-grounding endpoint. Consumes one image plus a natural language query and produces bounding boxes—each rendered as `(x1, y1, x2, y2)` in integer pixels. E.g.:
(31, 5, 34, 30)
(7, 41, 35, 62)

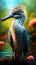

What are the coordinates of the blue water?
(0, 51, 14, 58)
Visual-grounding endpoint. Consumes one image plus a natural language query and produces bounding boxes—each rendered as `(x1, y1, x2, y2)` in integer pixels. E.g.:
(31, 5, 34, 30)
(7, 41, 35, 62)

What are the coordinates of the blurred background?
(0, 0, 36, 60)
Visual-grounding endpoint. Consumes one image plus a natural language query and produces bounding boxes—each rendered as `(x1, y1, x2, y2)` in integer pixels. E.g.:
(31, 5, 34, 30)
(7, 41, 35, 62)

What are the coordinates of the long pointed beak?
(1, 14, 14, 21)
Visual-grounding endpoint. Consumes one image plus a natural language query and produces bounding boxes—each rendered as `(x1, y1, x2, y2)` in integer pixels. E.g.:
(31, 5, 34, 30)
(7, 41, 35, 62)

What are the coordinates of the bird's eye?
(13, 10, 23, 15)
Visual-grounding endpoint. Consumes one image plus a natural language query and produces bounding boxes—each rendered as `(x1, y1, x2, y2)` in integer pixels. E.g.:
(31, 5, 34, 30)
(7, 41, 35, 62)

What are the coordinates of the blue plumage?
(9, 15, 29, 60)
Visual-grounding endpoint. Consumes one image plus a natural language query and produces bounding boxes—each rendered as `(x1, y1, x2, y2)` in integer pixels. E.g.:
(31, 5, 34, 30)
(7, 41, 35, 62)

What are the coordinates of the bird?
(1, 6, 30, 61)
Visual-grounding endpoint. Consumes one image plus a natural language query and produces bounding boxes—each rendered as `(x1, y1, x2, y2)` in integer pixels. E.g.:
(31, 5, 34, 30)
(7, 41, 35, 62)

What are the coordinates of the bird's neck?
(16, 16, 25, 26)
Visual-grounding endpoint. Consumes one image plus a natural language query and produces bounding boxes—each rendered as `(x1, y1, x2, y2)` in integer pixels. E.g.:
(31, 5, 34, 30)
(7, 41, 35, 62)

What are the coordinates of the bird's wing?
(23, 29, 30, 56)
(8, 30, 14, 51)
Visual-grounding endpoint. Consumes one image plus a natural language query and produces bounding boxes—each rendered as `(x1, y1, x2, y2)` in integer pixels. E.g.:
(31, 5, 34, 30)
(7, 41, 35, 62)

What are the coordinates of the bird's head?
(1, 6, 27, 23)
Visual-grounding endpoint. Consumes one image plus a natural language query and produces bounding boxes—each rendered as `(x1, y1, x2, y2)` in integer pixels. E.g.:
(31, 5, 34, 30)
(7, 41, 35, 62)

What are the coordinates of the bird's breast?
(11, 23, 24, 49)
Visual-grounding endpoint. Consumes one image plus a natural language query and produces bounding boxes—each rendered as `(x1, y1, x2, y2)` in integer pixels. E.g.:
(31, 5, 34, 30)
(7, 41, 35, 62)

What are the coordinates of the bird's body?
(1, 6, 30, 61)
(9, 17, 29, 60)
